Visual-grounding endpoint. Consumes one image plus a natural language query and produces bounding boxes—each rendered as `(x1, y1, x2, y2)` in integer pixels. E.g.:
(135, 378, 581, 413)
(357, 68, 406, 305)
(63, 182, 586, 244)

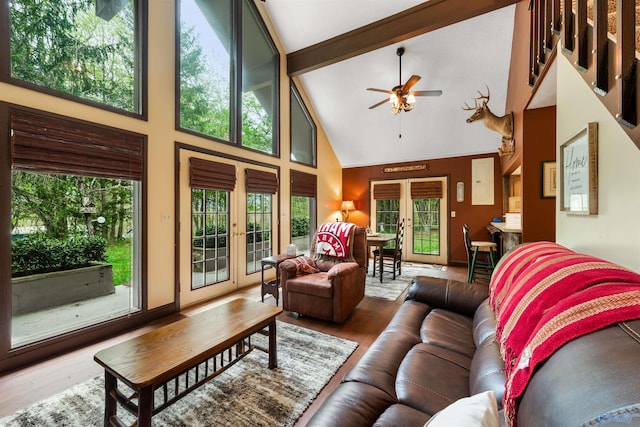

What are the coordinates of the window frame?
(290, 170, 317, 254)
(0, 0, 148, 120)
(290, 83, 317, 167)
(175, 0, 280, 157)
(0, 102, 152, 372)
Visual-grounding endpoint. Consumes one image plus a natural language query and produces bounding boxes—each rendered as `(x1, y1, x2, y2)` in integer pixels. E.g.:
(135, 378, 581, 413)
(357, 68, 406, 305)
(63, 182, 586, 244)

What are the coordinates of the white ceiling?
(262, 1, 518, 168)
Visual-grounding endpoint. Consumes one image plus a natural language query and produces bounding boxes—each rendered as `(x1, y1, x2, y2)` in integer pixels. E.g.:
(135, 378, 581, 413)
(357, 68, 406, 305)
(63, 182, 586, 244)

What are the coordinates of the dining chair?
(373, 218, 405, 279)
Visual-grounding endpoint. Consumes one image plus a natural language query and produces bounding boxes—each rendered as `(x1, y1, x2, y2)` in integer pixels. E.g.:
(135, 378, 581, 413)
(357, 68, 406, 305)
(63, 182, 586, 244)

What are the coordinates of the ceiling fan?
(367, 47, 442, 114)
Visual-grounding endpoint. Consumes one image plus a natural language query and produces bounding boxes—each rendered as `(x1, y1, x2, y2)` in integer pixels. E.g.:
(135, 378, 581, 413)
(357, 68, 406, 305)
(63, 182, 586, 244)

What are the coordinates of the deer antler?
(461, 99, 479, 111)
(474, 85, 490, 104)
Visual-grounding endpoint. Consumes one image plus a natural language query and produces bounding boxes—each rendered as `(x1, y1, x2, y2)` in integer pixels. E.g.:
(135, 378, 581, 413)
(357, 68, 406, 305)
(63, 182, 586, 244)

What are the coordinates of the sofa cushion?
(285, 272, 333, 298)
(344, 329, 421, 398)
(306, 381, 396, 427)
(473, 299, 497, 347)
(424, 391, 499, 427)
(421, 309, 475, 358)
(469, 338, 505, 408)
(375, 404, 431, 427)
(395, 343, 471, 415)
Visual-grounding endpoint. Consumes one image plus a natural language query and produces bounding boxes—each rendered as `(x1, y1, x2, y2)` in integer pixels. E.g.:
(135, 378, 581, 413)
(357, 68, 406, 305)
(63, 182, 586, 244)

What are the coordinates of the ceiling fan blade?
(368, 98, 389, 109)
(401, 75, 421, 92)
(413, 90, 443, 97)
(367, 88, 393, 94)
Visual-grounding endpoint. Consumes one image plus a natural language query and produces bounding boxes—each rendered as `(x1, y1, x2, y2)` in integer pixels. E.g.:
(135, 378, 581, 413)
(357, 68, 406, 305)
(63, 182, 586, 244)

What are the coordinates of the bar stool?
(463, 224, 498, 284)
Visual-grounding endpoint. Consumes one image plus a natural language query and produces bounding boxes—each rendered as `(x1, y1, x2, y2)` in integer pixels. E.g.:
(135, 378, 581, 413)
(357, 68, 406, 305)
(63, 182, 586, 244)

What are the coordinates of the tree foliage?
(10, 0, 136, 111)
(12, 171, 133, 243)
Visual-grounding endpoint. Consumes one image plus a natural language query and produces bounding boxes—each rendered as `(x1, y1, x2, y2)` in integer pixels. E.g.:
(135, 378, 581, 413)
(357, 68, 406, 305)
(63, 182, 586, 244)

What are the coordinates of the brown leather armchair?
(279, 226, 367, 323)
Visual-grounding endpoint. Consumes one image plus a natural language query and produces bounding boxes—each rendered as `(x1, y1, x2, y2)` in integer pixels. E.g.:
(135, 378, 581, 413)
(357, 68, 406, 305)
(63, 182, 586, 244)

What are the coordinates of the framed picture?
(541, 161, 556, 198)
(559, 122, 598, 215)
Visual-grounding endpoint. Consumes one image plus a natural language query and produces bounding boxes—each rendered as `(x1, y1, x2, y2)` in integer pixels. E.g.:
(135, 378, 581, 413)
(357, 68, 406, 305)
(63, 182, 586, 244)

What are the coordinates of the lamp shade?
(340, 200, 355, 212)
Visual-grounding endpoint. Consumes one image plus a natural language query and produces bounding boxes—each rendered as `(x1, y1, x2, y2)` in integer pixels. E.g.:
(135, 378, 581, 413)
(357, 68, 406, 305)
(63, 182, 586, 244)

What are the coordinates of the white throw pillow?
(424, 391, 500, 427)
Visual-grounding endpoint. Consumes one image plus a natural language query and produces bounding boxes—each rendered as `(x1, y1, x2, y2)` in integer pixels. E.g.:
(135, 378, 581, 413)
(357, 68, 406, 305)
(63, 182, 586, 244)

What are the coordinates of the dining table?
(365, 233, 396, 283)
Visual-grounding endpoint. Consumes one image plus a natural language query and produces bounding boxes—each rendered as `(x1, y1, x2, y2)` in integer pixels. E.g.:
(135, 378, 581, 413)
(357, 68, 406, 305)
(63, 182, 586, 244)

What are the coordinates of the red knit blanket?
(496, 252, 640, 364)
(315, 222, 356, 260)
(491, 244, 640, 427)
(489, 241, 571, 313)
(503, 284, 640, 426)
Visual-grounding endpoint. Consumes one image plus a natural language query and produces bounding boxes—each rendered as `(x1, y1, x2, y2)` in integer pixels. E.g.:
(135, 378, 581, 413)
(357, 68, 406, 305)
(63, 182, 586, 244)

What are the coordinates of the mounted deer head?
(462, 86, 515, 157)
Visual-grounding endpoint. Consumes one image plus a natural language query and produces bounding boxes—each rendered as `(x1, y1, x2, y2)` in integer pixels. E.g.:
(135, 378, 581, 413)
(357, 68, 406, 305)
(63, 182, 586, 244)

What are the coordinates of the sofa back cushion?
(472, 299, 496, 347)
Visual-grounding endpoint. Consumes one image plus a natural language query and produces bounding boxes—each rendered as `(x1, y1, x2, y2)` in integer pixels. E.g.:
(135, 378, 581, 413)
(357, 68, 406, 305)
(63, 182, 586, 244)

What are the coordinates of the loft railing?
(529, 0, 640, 150)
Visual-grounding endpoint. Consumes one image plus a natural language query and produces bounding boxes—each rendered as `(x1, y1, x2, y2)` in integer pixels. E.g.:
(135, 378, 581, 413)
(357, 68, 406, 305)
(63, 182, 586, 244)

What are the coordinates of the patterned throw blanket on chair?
(489, 243, 640, 427)
(315, 222, 356, 260)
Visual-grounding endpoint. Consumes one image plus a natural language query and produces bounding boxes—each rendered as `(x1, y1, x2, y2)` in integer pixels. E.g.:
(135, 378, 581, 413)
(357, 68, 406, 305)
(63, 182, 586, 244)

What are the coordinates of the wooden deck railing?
(530, 0, 640, 150)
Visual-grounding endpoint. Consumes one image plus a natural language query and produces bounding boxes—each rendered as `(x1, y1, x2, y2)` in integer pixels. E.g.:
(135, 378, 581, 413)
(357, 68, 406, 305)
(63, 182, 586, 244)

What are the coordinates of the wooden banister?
(529, 0, 640, 150)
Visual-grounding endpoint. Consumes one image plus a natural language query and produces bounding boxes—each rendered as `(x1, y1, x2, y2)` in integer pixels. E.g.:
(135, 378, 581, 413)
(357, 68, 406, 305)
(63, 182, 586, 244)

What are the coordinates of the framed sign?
(559, 123, 598, 215)
(541, 161, 556, 198)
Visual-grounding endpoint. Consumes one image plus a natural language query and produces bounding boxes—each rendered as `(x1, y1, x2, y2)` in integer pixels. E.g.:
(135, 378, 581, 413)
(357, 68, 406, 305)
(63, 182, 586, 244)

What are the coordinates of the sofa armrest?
(405, 276, 489, 317)
(327, 262, 359, 279)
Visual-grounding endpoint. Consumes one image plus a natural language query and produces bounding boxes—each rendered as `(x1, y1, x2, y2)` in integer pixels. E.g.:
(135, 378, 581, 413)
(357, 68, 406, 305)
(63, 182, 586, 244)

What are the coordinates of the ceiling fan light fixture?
(390, 93, 415, 114)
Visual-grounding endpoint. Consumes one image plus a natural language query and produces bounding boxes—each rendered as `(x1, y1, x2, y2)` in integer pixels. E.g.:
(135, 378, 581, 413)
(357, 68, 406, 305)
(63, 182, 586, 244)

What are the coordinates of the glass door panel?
(370, 178, 448, 265)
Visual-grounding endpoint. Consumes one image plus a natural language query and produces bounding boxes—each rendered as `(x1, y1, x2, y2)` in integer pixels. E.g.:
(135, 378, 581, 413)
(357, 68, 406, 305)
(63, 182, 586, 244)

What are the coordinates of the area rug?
(0, 322, 357, 427)
(365, 262, 447, 301)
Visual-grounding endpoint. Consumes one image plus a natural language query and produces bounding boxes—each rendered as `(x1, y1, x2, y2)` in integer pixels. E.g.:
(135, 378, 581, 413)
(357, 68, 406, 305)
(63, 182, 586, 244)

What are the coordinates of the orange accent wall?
(343, 154, 503, 265)
(522, 106, 556, 242)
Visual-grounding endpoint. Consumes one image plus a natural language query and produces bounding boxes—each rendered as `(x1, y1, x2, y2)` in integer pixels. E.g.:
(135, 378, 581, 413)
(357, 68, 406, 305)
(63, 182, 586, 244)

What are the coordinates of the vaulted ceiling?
(261, 0, 519, 167)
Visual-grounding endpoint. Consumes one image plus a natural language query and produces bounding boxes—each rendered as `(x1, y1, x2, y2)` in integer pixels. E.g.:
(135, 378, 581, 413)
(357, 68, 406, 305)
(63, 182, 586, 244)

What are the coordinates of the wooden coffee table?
(94, 298, 282, 427)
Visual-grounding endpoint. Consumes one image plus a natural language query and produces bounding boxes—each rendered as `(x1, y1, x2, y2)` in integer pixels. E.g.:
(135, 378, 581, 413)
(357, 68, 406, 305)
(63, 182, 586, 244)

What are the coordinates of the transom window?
(5, 0, 144, 115)
(290, 84, 317, 167)
(178, 0, 279, 154)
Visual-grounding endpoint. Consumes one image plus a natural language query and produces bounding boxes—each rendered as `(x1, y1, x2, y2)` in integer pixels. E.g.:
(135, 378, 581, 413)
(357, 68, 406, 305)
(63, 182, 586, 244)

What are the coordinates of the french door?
(370, 177, 448, 265)
(178, 149, 278, 308)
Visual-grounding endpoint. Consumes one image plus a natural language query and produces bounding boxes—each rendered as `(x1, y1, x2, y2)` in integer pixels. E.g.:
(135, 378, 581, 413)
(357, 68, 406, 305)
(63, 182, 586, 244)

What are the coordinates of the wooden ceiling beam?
(286, 0, 520, 76)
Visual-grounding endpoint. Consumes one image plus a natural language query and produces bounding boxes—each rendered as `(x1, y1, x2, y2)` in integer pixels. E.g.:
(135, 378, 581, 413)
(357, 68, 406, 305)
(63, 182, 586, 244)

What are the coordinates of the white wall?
(556, 54, 640, 271)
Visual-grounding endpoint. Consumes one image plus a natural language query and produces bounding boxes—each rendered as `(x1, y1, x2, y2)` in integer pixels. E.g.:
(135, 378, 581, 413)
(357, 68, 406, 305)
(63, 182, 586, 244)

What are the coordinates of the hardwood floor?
(0, 265, 467, 424)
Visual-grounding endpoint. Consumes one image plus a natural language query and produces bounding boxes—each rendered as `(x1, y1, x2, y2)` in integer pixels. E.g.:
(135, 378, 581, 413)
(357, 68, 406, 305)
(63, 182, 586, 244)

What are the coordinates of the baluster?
(576, 0, 588, 71)
(593, 0, 609, 95)
(552, 0, 561, 34)
(537, 0, 546, 65)
(530, 0, 540, 83)
(544, 0, 553, 51)
(616, 0, 637, 127)
(562, 0, 574, 52)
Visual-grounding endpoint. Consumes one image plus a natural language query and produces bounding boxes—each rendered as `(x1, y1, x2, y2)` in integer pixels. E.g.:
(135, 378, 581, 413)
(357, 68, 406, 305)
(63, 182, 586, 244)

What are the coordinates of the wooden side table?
(261, 254, 297, 305)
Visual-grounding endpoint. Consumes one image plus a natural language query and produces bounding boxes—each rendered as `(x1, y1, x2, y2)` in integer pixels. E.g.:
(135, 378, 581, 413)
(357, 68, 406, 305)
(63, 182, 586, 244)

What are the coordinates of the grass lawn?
(106, 239, 132, 286)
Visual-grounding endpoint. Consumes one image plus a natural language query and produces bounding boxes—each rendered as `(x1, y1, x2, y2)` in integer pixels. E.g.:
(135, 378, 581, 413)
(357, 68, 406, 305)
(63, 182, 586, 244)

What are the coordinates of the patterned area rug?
(0, 322, 357, 427)
(365, 262, 447, 301)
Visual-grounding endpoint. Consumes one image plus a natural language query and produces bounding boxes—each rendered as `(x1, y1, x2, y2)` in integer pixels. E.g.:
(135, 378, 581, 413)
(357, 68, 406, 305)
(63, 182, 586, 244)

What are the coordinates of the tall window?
(189, 157, 236, 289)
(8, 107, 143, 347)
(5, 0, 144, 114)
(373, 183, 400, 234)
(178, 0, 279, 154)
(376, 200, 400, 234)
(191, 189, 230, 289)
(290, 170, 317, 254)
(244, 168, 277, 273)
(246, 193, 272, 274)
(413, 199, 440, 255)
(290, 85, 316, 167)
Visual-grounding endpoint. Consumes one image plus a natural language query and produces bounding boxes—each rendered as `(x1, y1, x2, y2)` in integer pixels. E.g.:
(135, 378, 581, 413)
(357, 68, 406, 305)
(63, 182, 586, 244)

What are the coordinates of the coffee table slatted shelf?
(94, 298, 282, 427)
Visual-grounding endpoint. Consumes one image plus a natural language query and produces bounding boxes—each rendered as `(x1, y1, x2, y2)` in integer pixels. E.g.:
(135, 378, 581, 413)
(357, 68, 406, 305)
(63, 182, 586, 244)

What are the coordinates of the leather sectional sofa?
(308, 242, 640, 426)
